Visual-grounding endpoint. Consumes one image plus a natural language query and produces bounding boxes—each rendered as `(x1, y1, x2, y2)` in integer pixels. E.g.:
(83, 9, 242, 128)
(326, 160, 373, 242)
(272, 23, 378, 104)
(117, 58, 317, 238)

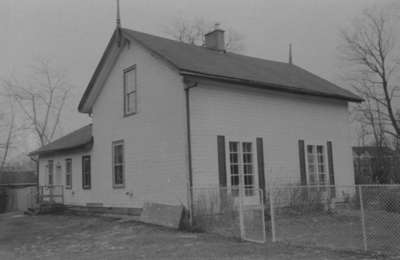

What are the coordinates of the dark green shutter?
(256, 138, 266, 202)
(327, 141, 336, 197)
(217, 136, 227, 187)
(298, 140, 307, 185)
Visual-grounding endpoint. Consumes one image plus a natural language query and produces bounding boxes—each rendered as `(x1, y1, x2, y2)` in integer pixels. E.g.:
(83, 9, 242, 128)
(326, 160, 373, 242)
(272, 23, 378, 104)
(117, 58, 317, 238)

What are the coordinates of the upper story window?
(65, 158, 72, 189)
(112, 140, 125, 188)
(123, 65, 137, 116)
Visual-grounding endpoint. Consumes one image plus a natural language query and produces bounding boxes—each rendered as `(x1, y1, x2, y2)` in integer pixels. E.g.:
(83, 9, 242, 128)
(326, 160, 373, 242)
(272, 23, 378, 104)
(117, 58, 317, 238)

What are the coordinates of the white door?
(227, 140, 260, 205)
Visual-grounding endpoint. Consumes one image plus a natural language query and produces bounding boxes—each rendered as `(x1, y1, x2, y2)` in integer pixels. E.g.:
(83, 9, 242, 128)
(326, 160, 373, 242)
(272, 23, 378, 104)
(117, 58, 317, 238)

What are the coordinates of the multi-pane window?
(306, 144, 327, 186)
(48, 160, 54, 185)
(82, 155, 91, 189)
(65, 159, 72, 189)
(124, 65, 137, 116)
(228, 141, 255, 196)
(242, 142, 254, 196)
(229, 142, 240, 196)
(112, 140, 124, 188)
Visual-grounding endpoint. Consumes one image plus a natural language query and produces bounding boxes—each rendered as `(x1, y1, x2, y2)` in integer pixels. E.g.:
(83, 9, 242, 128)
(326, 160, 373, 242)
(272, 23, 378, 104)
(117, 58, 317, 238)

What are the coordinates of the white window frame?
(123, 65, 137, 116)
(65, 158, 72, 189)
(112, 140, 125, 188)
(225, 137, 258, 197)
(305, 142, 328, 187)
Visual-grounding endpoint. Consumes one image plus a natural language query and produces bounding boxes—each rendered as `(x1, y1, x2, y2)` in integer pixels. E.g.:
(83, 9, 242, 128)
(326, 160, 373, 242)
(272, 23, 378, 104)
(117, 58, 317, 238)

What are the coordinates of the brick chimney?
(204, 23, 225, 52)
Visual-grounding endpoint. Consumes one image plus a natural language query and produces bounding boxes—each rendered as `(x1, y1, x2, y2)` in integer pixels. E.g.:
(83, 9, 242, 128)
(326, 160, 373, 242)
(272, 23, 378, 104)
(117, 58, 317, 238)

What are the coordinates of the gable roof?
(78, 28, 362, 113)
(29, 124, 93, 156)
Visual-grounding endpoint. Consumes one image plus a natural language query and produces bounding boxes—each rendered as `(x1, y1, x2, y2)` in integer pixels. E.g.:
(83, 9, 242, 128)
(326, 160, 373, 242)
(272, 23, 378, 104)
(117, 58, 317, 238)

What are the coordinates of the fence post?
(238, 186, 245, 240)
(260, 189, 267, 242)
(269, 187, 276, 242)
(359, 185, 368, 251)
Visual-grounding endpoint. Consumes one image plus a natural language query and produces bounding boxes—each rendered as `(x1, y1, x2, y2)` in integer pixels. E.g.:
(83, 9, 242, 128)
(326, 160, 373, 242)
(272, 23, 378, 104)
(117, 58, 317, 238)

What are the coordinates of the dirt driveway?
(0, 212, 388, 260)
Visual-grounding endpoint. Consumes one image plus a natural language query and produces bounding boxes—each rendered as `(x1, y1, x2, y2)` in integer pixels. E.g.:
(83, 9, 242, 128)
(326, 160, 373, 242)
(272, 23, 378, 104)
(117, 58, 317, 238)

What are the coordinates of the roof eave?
(180, 70, 363, 103)
(78, 30, 119, 114)
(29, 139, 93, 157)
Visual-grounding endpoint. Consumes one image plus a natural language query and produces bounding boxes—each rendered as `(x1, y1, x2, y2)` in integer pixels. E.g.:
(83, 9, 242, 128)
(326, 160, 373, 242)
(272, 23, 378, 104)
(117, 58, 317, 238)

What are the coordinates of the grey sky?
(0, 0, 396, 138)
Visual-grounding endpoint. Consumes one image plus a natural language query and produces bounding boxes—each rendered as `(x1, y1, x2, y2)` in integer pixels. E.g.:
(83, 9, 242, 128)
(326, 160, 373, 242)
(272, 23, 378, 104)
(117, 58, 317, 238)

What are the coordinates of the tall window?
(48, 160, 54, 185)
(112, 140, 125, 188)
(124, 65, 137, 116)
(228, 141, 255, 196)
(82, 155, 91, 189)
(65, 159, 72, 189)
(306, 144, 327, 186)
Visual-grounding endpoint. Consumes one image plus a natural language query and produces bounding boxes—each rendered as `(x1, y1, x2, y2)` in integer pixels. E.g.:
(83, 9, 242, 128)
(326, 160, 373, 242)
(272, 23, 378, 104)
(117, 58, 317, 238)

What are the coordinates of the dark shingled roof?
(29, 124, 93, 156)
(0, 171, 36, 185)
(78, 28, 362, 112)
(122, 28, 362, 102)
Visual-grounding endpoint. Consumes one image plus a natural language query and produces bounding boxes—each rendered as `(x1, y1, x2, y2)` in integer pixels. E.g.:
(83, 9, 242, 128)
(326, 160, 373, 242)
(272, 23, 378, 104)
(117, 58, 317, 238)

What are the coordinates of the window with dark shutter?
(65, 158, 72, 189)
(217, 135, 227, 187)
(256, 138, 266, 201)
(298, 140, 307, 185)
(82, 155, 91, 189)
(48, 160, 54, 185)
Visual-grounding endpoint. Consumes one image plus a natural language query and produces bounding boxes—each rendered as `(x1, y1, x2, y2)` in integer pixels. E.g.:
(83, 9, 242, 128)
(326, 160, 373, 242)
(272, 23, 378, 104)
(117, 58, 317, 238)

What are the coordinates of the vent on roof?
(204, 23, 225, 52)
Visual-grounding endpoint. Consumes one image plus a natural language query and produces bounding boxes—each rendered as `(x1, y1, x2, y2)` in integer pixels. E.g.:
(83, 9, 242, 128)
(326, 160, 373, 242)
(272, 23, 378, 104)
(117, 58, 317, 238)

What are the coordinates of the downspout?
(183, 78, 198, 227)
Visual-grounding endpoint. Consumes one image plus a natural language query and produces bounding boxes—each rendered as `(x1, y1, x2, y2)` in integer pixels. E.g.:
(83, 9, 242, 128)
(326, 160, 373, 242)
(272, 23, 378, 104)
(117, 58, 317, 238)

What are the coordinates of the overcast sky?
(0, 0, 397, 138)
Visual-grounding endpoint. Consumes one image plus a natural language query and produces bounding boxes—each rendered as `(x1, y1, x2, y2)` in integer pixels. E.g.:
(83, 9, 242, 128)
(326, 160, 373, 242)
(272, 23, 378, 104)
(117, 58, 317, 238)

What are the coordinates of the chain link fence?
(191, 186, 266, 243)
(269, 184, 400, 255)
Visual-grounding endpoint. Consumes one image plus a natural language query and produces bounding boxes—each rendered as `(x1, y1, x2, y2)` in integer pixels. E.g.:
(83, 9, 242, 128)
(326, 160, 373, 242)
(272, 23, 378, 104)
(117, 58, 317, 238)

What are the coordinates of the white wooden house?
(30, 27, 362, 214)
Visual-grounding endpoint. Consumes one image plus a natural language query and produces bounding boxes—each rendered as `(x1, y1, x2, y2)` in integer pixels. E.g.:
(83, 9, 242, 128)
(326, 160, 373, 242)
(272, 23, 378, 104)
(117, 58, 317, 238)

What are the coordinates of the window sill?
(123, 111, 136, 117)
(82, 186, 91, 190)
(113, 185, 125, 189)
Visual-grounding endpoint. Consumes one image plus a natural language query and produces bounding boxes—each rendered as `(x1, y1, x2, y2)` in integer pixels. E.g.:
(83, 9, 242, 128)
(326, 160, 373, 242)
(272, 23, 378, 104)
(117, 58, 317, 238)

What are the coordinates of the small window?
(124, 65, 137, 116)
(65, 159, 72, 189)
(82, 155, 91, 189)
(112, 140, 125, 188)
(48, 160, 54, 185)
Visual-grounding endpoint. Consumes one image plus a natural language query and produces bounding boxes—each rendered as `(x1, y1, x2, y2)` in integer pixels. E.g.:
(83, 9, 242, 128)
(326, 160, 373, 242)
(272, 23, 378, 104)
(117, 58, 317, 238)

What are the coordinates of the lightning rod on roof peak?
(289, 43, 293, 65)
(116, 0, 121, 28)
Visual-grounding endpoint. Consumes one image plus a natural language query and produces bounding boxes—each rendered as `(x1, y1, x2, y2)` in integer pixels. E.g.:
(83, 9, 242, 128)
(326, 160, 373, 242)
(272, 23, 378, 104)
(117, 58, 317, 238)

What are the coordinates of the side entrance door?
(226, 139, 260, 205)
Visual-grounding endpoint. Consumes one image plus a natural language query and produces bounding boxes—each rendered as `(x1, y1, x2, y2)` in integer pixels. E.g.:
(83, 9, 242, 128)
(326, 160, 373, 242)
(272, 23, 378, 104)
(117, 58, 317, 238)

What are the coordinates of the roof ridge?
(122, 28, 293, 66)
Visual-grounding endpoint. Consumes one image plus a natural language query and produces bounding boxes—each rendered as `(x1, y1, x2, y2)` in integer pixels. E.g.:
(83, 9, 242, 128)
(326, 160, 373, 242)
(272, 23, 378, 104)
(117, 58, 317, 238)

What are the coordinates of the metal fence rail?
(269, 184, 400, 255)
(191, 186, 266, 243)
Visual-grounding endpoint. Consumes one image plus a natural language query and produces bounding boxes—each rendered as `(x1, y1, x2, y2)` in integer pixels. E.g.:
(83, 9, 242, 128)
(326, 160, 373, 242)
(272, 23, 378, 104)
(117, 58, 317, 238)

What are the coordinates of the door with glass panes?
(226, 140, 259, 205)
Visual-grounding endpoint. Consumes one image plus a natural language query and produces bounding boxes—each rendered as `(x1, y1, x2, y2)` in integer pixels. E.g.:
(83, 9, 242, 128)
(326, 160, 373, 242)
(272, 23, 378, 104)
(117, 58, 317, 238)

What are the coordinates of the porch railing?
(39, 185, 64, 204)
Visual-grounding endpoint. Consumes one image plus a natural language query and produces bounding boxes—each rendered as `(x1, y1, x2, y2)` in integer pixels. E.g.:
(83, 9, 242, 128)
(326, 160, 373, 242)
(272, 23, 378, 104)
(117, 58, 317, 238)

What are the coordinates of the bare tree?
(341, 8, 400, 143)
(3, 60, 72, 147)
(164, 17, 245, 53)
(0, 99, 16, 170)
(341, 7, 400, 183)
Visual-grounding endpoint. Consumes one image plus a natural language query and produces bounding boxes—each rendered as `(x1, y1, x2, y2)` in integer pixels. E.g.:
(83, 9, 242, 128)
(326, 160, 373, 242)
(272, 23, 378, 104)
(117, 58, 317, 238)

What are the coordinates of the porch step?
(24, 207, 40, 216)
(38, 202, 65, 214)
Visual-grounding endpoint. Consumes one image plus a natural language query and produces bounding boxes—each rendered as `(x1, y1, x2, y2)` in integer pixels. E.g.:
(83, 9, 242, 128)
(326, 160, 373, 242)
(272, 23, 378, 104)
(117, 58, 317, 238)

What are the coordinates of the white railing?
(39, 185, 64, 204)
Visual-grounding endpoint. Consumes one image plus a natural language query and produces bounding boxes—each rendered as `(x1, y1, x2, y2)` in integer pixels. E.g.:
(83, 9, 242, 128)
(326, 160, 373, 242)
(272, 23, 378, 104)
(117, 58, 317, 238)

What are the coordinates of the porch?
(38, 185, 64, 204)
